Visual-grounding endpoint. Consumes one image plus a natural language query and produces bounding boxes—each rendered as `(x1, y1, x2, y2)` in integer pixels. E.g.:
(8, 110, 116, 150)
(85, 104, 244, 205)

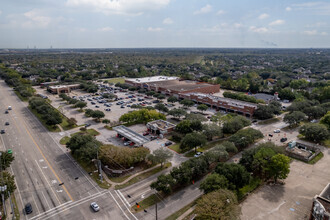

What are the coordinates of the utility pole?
(155, 202, 158, 220)
(95, 145, 103, 181)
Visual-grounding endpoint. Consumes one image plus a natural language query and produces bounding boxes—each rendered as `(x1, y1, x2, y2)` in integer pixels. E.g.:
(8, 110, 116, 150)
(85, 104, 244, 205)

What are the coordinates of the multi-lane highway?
(0, 80, 137, 220)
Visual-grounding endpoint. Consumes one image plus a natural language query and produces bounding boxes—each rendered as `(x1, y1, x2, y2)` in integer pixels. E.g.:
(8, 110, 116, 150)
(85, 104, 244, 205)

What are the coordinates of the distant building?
(146, 120, 176, 135)
(310, 183, 330, 220)
(40, 81, 59, 88)
(48, 84, 80, 94)
(125, 76, 220, 96)
(252, 93, 278, 103)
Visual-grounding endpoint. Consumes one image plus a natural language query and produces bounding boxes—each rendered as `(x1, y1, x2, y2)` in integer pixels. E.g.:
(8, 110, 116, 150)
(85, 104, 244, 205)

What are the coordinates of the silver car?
(91, 202, 100, 212)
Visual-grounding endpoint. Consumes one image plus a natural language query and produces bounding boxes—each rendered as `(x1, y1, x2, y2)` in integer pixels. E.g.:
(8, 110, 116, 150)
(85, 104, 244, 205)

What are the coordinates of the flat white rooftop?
(126, 76, 178, 83)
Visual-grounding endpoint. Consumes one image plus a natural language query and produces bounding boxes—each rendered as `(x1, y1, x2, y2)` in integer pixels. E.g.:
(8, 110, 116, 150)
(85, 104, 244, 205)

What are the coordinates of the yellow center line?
(3, 88, 74, 202)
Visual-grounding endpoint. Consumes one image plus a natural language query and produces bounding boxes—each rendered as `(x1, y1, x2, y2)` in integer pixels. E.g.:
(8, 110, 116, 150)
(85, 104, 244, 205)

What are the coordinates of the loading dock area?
(112, 125, 150, 146)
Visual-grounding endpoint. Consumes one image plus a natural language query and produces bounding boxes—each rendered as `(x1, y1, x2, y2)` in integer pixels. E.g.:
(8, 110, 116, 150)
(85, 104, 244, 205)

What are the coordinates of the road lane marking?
(117, 190, 131, 208)
(108, 191, 130, 220)
(34, 191, 108, 220)
(32, 194, 41, 215)
(20, 117, 74, 202)
(35, 160, 61, 205)
(41, 191, 51, 210)
(115, 190, 138, 220)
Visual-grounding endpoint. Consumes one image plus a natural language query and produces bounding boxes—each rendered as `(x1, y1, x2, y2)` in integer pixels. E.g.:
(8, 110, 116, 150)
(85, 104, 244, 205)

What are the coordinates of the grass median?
(115, 162, 171, 190)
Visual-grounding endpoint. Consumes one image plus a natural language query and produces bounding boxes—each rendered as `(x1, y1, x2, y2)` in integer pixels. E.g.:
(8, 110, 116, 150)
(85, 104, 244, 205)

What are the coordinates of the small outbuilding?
(146, 120, 176, 135)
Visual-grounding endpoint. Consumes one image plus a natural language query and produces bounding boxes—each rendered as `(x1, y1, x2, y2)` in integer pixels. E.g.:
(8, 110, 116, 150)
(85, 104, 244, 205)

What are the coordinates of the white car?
(124, 141, 131, 146)
(274, 129, 280, 133)
(91, 202, 100, 212)
(194, 152, 203, 158)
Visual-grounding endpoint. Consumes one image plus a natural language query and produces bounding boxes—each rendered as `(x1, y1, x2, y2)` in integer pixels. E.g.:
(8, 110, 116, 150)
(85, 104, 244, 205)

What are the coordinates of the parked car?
(95, 105, 100, 108)
(121, 105, 125, 108)
(5, 122, 9, 125)
(268, 134, 273, 137)
(25, 203, 33, 214)
(105, 108, 111, 111)
(5, 110, 9, 114)
(91, 102, 96, 105)
(165, 141, 172, 146)
(90, 202, 100, 212)
(124, 141, 131, 146)
(85, 123, 91, 128)
(274, 129, 280, 133)
(0, 130, 5, 134)
(150, 136, 157, 141)
(280, 138, 288, 142)
(143, 131, 149, 136)
(194, 152, 203, 157)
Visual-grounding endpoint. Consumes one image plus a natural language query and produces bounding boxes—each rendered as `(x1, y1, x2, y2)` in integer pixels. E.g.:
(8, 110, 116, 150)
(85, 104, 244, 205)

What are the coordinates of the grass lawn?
(14, 91, 29, 102)
(74, 156, 111, 189)
(169, 143, 185, 154)
(308, 152, 324, 165)
(115, 162, 171, 190)
(12, 193, 20, 220)
(109, 175, 132, 183)
(257, 117, 280, 125)
(73, 128, 100, 136)
(322, 139, 330, 148)
(185, 139, 225, 157)
(60, 117, 77, 131)
(132, 194, 161, 212)
(60, 136, 70, 145)
(29, 107, 61, 132)
(165, 200, 196, 220)
(105, 78, 125, 84)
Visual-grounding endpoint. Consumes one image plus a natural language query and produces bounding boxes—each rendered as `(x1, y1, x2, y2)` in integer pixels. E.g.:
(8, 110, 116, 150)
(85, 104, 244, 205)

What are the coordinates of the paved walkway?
(102, 164, 162, 189)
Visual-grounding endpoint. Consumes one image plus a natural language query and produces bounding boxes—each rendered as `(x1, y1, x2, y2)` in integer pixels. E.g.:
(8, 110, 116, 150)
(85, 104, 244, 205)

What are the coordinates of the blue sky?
(1, 0, 330, 48)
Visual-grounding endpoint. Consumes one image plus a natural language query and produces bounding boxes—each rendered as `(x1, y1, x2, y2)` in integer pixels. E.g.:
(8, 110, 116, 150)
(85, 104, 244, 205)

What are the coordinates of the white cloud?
(194, 4, 212, 15)
(216, 10, 225, 15)
(163, 17, 173, 25)
(66, 0, 170, 16)
(23, 9, 52, 28)
(258, 13, 269, 20)
(77, 27, 87, 32)
(0, 10, 2, 15)
(269, 19, 285, 26)
(285, 7, 292, 11)
(304, 30, 328, 35)
(250, 26, 269, 33)
(234, 23, 243, 28)
(147, 27, 163, 32)
(292, 2, 330, 15)
(98, 27, 113, 31)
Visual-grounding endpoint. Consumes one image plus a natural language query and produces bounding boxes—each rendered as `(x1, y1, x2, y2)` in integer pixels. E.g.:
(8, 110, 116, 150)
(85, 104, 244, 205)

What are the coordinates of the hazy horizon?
(1, 0, 330, 48)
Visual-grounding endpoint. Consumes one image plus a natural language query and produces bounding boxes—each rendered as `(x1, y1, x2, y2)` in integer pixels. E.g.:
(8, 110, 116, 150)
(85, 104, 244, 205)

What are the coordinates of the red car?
(129, 142, 135, 146)
(143, 131, 149, 136)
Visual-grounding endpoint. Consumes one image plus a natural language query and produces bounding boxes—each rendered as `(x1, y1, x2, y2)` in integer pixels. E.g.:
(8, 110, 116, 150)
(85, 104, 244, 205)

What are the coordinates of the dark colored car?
(268, 134, 273, 137)
(165, 141, 172, 146)
(25, 203, 33, 214)
(5, 110, 9, 114)
(280, 138, 288, 142)
(5, 122, 9, 125)
(85, 123, 91, 128)
(150, 136, 157, 141)
(0, 130, 5, 134)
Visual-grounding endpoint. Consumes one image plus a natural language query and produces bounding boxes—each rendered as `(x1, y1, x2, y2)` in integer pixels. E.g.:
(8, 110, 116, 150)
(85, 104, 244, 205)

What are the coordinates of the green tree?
(200, 173, 229, 194)
(283, 111, 306, 127)
(75, 101, 87, 110)
(221, 141, 238, 153)
(204, 145, 229, 164)
(229, 128, 263, 149)
(44, 110, 62, 127)
(320, 111, 330, 129)
(279, 88, 295, 101)
(223, 116, 251, 134)
(266, 154, 290, 183)
(0, 151, 15, 169)
(102, 119, 110, 124)
(202, 123, 222, 140)
(176, 120, 193, 134)
(303, 106, 326, 120)
(167, 96, 178, 103)
(197, 104, 208, 112)
(180, 99, 194, 108)
(168, 108, 186, 120)
(195, 189, 240, 220)
(154, 103, 169, 113)
(85, 109, 94, 117)
(147, 148, 173, 168)
(91, 110, 105, 121)
(180, 132, 207, 152)
(0, 172, 17, 200)
(215, 163, 250, 190)
(253, 105, 274, 120)
(299, 123, 329, 142)
(252, 147, 276, 178)
(150, 174, 175, 194)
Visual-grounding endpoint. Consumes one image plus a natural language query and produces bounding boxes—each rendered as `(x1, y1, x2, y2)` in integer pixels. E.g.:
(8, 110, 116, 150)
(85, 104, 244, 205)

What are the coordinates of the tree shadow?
(260, 184, 285, 203)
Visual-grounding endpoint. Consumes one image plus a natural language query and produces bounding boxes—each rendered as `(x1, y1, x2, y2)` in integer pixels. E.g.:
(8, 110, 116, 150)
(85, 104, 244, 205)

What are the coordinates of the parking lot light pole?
(95, 145, 103, 182)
